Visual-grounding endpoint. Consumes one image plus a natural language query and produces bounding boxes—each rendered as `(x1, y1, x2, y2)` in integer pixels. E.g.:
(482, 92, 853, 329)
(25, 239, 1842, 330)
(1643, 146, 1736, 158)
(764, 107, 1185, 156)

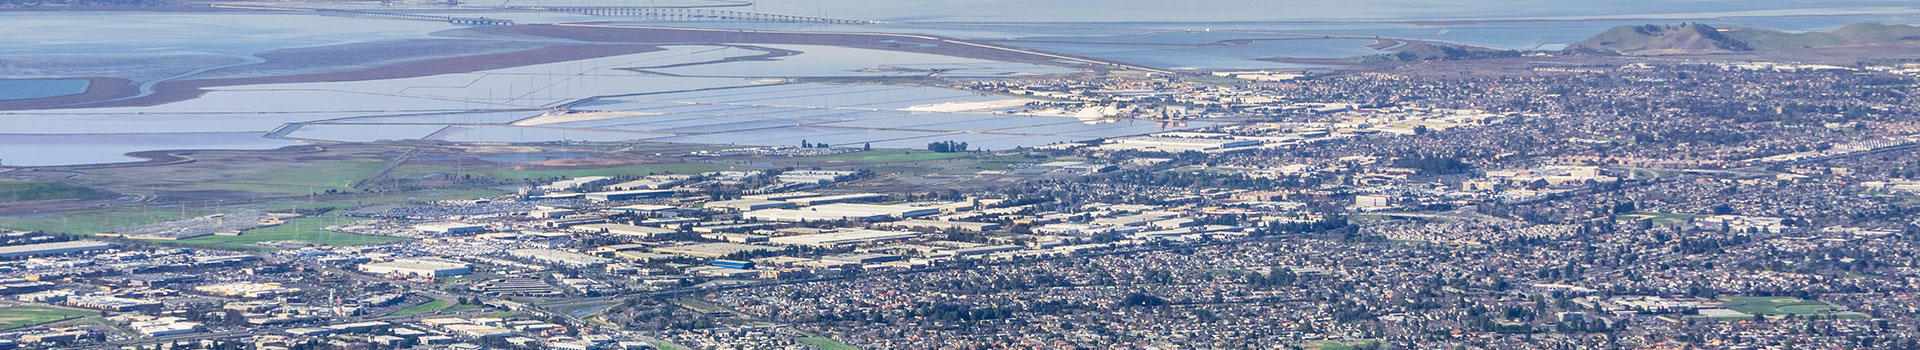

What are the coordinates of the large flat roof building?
(769, 229, 922, 248)
(705, 199, 798, 211)
(875, 219, 1002, 232)
(360, 259, 472, 277)
(573, 224, 678, 238)
(415, 222, 484, 234)
(1094, 136, 1261, 153)
(786, 193, 887, 206)
(0, 240, 115, 258)
(508, 249, 611, 267)
(653, 243, 783, 259)
(585, 190, 675, 202)
(743, 204, 939, 222)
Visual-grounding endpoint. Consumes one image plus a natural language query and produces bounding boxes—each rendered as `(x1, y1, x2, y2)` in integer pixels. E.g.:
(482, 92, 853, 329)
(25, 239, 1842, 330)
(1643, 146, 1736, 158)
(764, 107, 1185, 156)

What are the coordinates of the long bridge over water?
(211, 4, 515, 25)
(504, 6, 883, 24)
(213, 3, 878, 26)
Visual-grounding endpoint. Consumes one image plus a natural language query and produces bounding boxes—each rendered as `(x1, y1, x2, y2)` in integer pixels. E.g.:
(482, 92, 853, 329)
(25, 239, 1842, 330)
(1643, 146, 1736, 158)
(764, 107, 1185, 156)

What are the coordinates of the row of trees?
(926, 140, 970, 153)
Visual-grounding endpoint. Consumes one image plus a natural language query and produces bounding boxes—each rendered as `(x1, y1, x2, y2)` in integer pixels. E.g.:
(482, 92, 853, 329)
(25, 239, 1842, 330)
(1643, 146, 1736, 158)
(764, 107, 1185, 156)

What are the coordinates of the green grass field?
(0, 180, 108, 203)
(797, 150, 970, 164)
(247, 189, 507, 212)
(584, 315, 617, 328)
(0, 306, 91, 330)
(442, 304, 483, 313)
(391, 163, 743, 181)
(672, 297, 730, 314)
(1716, 296, 1866, 319)
(176, 160, 389, 196)
(798, 337, 858, 350)
(0, 188, 499, 240)
(390, 300, 449, 316)
(162, 216, 400, 250)
(795, 331, 858, 350)
(0, 208, 212, 234)
(1616, 212, 1704, 227)
(1305, 340, 1379, 350)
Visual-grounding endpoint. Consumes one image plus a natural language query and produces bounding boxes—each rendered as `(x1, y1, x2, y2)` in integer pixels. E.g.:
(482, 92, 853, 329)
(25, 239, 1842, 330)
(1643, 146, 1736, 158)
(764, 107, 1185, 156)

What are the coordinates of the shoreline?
(491, 23, 1158, 73)
(1, 44, 664, 111)
(0, 77, 135, 110)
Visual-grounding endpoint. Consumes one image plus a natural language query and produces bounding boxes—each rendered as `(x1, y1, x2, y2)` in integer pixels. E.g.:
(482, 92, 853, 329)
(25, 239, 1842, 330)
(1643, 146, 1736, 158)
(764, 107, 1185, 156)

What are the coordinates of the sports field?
(0, 306, 90, 330)
(1695, 296, 1868, 320)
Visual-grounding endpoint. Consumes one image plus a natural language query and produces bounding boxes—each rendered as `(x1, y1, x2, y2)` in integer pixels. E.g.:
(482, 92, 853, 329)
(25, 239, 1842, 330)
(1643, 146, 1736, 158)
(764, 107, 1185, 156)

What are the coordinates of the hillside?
(1573, 23, 1920, 55)
(1572, 23, 1750, 54)
(1353, 41, 1518, 63)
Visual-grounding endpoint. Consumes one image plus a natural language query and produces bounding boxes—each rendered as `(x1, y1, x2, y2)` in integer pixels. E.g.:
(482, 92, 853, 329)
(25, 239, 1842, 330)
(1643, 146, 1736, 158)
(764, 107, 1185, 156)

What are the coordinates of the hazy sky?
(743, 0, 1920, 22)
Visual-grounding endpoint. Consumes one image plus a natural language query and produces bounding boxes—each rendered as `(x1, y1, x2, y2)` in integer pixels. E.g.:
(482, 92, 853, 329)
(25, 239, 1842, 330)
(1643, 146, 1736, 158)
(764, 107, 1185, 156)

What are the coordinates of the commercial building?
(541, 176, 613, 192)
(508, 249, 611, 267)
(609, 204, 685, 216)
(1095, 135, 1261, 153)
(876, 219, 1002, 232)
(769, 230, 922, 248)
(195, 282, 301, 299)
(786, 193, 887, 206)
(414, 222, 485, 234)
(653, 243, 783, 259)
(743, 204, 939, 222)
(585, 190, 675, 202)
(711, 260, 755, 270)
(130, 317, 201, 337)
(691, 222, 786, 233)
(573, 224, 678, 238)
(1354, 195, 1391, 208)
(821, 253, 904, 264)
(527, 208, 577, 219)
(741, 192, 821, 201)
(67, 295, 162, 312)
(359, 259, 472, 277)
(706, 199, 799, 211)
(775, 170, 857, 184)
(443, 324, 513, 338)
(0, 240, 115, 258)
(607, 178, 682, 191)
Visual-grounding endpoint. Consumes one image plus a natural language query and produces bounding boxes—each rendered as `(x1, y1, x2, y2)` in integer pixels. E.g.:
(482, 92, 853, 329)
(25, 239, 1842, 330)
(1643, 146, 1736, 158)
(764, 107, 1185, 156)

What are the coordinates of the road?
(554, 23, 1177, 75)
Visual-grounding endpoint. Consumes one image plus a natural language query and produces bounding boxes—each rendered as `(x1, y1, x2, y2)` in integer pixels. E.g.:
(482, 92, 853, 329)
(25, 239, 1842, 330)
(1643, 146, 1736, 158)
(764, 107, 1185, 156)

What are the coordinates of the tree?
(1391, 154, 1472, 175)
(926, 140, 969, 153)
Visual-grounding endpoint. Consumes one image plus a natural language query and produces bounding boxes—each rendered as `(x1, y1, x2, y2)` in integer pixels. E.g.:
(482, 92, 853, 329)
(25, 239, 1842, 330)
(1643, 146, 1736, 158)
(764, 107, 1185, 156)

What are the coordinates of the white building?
(768, 230, 922, 248)
(359, 259, 472, 277)
(743, 204, 939, 222)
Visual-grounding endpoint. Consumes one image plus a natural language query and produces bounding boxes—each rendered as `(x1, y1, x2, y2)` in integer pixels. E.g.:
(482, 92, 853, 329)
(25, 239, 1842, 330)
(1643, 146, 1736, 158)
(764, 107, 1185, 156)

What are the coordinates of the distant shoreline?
(0, 43, 663, 111)
(0, 77, 134, 110)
